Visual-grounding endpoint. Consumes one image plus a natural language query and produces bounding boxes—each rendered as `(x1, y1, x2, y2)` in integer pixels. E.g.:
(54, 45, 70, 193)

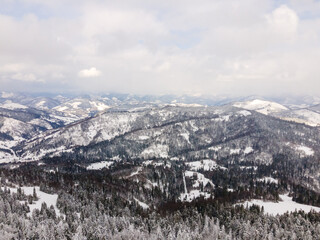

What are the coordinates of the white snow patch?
(230, 148, 241, 154)
(185, 171, 215, 188)
(1, 186, 61, 217)
(241, 194, 320, 216)
(142, 160, 171, 168)
(240, 166, 258, 171)
(296, 145, 314, 156)
(234, 99, 288, 115)
(238, 110, 252, 116)
(281, 109, 320, 127)
(128, 167, 142, 177)
(140, 144, 169, 159)
(244, 147, 254, 154)
(208, 146, 221, 151)
(55, 106, 68, 111)
(257, 177, 278, 184)
(169, 103, 203, 107)
(89, 101, 109, 111)
(0, 100, 28, 109)
(138, 135, 150, 140)
(180, 133, 190, 144)
(186, 160, 219, 171)
(87, 161, 114, 170)
(70, 101, 82, 109)
(179, 190, 211, 202)
(134, 197, 149, 210)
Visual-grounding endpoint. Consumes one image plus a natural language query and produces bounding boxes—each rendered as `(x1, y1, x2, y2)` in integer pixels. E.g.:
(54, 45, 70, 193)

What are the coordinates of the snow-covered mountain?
(233, 99, 289, 115)
(13, 105, 318, 174)
(233, 99, 320, 127)
(52, 98, 110, 119)
(0, 107, 66, 163)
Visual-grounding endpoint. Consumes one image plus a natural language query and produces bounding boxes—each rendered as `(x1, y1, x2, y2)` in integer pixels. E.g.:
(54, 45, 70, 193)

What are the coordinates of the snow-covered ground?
(179, 190, 211, 202)
(1, 186, 61, 217)
(186, 159, 226, 171)
(134, 197, 149, 210)
(286, 143, 314, 156)
(234, 99, 288, 115)
(295, 145, 314, 156)
(179, 172, 213, 202)
(140, 144, 169, 159)
(280, 109, 320, 127)
(86, 161, 114, 170)
(185, 171, 214, 188)
(240, 194, 320, 216)
(257, 177, 278, 184)
(0, 100, 28, 109)
(142, 160, 171, 168)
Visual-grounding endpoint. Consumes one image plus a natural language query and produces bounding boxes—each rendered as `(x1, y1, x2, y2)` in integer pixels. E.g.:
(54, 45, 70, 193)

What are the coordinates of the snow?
(169, 103, 203, 107)
(280, 109, 320, 127)
(243, 146, 254, 154)
(35, 101, 46, 108)
(110, 155, 122, 161)
(87, 161, 114, 170)
(186, 160, 219, 171)
(55, 106, 68, 111)
(241, 194, 320, 216)
(0, 100, 28, 109)
(1, 186, 61, 217)
(70, 101, 82, 109)
(138, 135, 150, 140)
(234, 99, 288, 115)
(230, 148, 241, 154)
(296, 145, 314, 156)
(208, 146, 221, 151)
(179, 190, 211, 202)
(142, 160, 171, 168)
(128, 167, 142, 177)
(238, 110, 252, 116)
(89, 101, 109, 111)
(180, 133, 190, 144)
(240, 166, 258, 171)
(179, 171, 214, 202)
(257, 177, 278, 184)
(185, 171, 214, 188)
(134, 198, 149, 210)
(140, 144, 169, 159)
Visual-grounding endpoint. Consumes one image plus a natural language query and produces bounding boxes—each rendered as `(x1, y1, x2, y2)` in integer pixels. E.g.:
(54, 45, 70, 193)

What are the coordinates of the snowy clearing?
(240, 194, 320, 216)
(1, 186, 61, 217)
(140, 144, 169, 159)
(86, 161, 114, 170)
(186, 160, 219, 171)
(179, 190, 211, 202)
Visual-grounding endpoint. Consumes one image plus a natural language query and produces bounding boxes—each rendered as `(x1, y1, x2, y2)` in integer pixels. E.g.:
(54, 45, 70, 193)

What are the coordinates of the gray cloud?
(1, 0, 320, 97)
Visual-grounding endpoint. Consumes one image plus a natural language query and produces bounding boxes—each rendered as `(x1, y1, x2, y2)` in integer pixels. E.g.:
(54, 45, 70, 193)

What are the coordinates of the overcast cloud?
(1, 0, 320, 97)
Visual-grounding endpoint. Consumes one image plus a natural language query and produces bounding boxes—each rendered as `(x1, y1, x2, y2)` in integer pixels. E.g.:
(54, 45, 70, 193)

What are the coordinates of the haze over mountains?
(2, 91, 320, 164)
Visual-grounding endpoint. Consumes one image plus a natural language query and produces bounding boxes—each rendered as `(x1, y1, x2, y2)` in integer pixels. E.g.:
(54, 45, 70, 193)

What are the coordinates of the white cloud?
(267, 5, 299, 37)
(11, 73, 43, 82)
(78, 67, 101, 78)
(0, 1, 320, 96)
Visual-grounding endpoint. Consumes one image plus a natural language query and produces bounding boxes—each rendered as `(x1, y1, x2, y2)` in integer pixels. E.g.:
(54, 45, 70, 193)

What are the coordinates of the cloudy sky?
(1, 0, 320, 97)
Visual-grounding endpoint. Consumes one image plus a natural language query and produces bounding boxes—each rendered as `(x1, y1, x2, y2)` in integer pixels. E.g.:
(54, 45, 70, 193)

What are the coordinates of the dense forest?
(1, 158, 320, 239)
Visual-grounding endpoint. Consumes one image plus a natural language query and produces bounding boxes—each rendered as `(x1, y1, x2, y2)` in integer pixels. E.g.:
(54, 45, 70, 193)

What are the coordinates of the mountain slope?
(233, 99, 289, 115)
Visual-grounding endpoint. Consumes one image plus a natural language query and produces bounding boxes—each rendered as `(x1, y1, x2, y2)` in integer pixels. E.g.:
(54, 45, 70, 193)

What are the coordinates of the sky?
(0, 0, 320, 97)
